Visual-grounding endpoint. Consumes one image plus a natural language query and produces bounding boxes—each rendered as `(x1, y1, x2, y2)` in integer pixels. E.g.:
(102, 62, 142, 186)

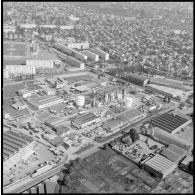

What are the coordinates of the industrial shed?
(143, 154, 177, 179)
(160, 144, 187, 163)
(73, 112, 100, 128)
(151, 127, 192, 151)
(151, 111, 192, 134)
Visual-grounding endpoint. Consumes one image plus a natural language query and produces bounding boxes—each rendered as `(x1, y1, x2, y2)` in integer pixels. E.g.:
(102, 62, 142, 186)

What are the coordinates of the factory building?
(81, 50, 99, 61)
(179, 156, 193, 172)
(103, 109, 145, 131)
(26, 60, 53, 69)
(27, 95, 64, 109)
(66, 56, 85, 70)
(18, 89, 32, 98)
(143, 154, 177, 179)
(160, 144, 187, 163)
(73, 112, 100, 128)
(151, 127, 192, 151)
(5, 65, 36, 76)
(45, 117, 65, 129)
(67, 42, 89, 50)
(92, 48, 109, 60)
(41, 85, 56, 95)
(50, 48, 68, 61)
(151, 111, 192, 134)
(3, 131, 35, 171)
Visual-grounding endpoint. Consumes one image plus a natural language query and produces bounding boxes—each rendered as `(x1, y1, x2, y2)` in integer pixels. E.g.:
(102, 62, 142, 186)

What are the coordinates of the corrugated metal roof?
(144, 154, 177, 174)
(74, 112, 99, 126)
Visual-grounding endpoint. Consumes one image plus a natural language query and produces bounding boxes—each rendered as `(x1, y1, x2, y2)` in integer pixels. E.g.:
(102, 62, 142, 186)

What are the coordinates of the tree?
(129, 128, 140, 142)
(188, 161, 193, 172)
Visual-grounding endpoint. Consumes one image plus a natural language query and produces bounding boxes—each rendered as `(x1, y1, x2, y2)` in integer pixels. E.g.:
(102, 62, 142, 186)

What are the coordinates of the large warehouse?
(103, 109, 145, 131)
(143, 154, 177, 179)
(151, 127, 192, 151)
(3, 131, 35, 172)
(73, 112, 100, 128)
(151, 111, 192, 134)
(160, 144, 187, 163)
(27, 95, 64, 109)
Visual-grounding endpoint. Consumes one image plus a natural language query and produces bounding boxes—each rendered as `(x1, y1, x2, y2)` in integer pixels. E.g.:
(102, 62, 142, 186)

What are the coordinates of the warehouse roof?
(152, 127, 191, 150)
(55, 125, 70, 134)
(151, 112, 189, 133)
(28, 95, 63, 107)
(74, 112, 99, 127)
(161, 148, 182, 163)
(45, 117, 65, 126)
(144, 154, 177, 175)
(104, 109, 143, 130)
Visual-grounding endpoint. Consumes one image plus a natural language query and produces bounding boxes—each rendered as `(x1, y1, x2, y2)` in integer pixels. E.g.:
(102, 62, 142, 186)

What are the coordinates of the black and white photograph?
(2, 1, 193, 194)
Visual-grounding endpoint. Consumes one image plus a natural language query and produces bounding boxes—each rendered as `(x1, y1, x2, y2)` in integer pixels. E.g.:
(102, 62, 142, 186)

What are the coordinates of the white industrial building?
(73, 113, 100, 128)
(81, 50, 99, 61)
(92, 48, 109, 60)
(143, 154, 177, 179)
(66, 56, 85, 70)
(67, 42, 89, 50)
(26, 60, 53, 69)
(5, 65, 36, 76)
(18, 89, 32, 98)
(27, 95, 64, 109)
(41, 85, 56, 95)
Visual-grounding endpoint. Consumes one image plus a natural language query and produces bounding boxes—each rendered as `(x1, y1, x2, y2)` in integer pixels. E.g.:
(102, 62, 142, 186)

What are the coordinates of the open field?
(3, 98, 29, 117)
(3, 83, 25, 99)
(4, 41, 26, 57)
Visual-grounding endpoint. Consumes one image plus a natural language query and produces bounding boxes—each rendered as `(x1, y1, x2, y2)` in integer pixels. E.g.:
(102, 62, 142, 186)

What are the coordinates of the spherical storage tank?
(125, 97, 133, 108)
(76, 95, 85, 107)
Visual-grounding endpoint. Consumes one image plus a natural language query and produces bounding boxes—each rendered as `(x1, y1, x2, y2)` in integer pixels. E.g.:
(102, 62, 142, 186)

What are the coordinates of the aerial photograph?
(2, 2, 193, 194)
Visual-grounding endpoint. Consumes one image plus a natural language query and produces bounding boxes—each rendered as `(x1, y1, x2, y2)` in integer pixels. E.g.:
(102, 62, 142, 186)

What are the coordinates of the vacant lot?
(56, 146, 159, 193)
(3, 83, 25, 99)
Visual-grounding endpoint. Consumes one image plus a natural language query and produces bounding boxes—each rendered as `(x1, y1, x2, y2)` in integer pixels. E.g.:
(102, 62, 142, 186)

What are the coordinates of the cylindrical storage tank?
(125, 97, 133, 108)
(76, 95, 85, 107)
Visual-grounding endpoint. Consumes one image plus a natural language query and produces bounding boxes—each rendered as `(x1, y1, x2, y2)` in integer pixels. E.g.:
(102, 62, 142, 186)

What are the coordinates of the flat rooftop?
(74, 112, 99, 126)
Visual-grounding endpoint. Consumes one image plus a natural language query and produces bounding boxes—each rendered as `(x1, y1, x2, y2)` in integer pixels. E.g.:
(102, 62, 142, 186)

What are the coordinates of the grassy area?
(3, 83, 25, 99)
(3, 98, 29, 117)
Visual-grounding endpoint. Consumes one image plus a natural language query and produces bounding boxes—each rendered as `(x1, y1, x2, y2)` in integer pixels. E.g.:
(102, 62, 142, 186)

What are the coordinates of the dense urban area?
(3, 2, 193, 194)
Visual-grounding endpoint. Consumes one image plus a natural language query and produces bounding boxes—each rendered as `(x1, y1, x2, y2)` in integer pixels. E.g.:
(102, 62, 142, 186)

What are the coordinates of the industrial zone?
(3, 2, 193, 194)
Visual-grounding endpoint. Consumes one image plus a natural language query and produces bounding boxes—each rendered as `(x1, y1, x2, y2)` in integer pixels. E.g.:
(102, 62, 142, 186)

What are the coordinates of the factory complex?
(27, 95, 64, 109)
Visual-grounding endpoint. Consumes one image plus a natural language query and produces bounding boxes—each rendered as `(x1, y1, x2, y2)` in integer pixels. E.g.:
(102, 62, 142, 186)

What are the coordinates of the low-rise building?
(41, 85, 56, 95)
(27, 95, 64, 109)
(73, 112, 100, 128)
(143, 154, 177, 179)
(18, 89, 31, 98)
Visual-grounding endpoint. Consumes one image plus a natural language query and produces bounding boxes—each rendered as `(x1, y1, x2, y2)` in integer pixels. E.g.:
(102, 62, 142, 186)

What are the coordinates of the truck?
(31, 164, 53, 178)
